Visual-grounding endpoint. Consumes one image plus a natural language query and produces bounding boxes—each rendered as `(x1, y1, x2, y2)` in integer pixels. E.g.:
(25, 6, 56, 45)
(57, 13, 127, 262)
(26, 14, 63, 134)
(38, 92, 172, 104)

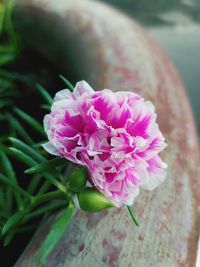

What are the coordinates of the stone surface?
(14, 0, 200, 266)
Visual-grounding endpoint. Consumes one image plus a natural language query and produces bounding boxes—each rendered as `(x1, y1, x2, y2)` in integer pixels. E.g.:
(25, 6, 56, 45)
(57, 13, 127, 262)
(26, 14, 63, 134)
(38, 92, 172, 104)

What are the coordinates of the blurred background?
(101, 0, 200, 133)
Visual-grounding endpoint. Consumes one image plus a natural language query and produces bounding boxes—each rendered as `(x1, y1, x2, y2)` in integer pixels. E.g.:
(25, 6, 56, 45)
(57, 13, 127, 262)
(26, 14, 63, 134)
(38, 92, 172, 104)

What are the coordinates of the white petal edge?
(51, 99, 73, 112)
(141, 170, 167, 191)
(144, 100, 155, 113)
(74, 80, 94, 97)
(43, 114, 50, 133)
(42, 142, 60, 156)
(54, 89, 73, 102)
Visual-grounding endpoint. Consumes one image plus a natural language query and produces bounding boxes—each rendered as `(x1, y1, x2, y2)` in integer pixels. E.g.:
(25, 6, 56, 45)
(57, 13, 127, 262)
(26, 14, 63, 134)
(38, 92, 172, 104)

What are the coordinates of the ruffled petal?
(142, 155, 167, 190)
(43, 114, 50, 133)
(43, 81, 167, 207)
(42, 142, 60, 156)
(54, 89, 74, 102)
(74, 80, 94, 97)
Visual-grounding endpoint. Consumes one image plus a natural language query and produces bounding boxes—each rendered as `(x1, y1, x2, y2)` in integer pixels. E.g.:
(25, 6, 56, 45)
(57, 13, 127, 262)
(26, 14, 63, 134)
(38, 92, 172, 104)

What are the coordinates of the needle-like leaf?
(8, 114, 34, 144)
(3, 230, 15, 246)
(2, 211, 25, 236)
(59, 75, 74, 92)
(26, 202, 66, 221)
(36, 83, 53, 106)
(8, 148, 64, 191)
(25, 157, 67, 174)
(9, 137, 45, 162)
(39, 204, 74, 264)
(8, 147, 37, 166)
(0, 151, 23, 210)
(14, 107, 45, 137)
(0, 173, 32, 199)
(26, 174, 42, 195)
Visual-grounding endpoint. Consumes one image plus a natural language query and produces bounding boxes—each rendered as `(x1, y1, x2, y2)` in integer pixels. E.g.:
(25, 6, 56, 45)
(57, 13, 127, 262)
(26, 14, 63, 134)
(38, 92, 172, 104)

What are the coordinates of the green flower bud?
(73, 187, 115, 212)
(68, 166, 87, 192)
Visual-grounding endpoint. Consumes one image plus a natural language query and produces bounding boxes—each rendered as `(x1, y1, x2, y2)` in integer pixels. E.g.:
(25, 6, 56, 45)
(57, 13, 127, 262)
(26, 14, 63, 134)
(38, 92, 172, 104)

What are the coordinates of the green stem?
(42, 172, 66, 193)
(36, 180, 50, 196)
(18, 192, 67, 226)
(26, 174, 42, 195)
(8, 193, 67, 231)
(127, 206, 140, 227)
(29, 191, 66, 210)
(26, 202, 66, 221)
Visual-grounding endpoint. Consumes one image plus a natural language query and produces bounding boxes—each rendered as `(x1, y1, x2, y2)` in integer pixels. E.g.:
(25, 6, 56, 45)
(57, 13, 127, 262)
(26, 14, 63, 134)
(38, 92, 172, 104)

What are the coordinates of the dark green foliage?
(0, 0, 20, 111)
(0, 3, 79, 257)
(36, 83, 53, 106)
(0, 82, 70, 246)
(38, 205, 74, 263)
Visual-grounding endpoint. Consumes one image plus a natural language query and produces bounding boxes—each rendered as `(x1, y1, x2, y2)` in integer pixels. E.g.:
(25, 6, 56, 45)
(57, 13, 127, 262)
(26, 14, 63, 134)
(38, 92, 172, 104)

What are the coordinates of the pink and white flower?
(43, 81, 167, 207)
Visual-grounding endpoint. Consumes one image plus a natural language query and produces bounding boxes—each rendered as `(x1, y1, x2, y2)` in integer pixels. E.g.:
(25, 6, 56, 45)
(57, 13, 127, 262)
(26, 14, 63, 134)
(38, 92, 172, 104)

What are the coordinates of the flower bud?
(68, 166, 87, 192)
(73, 187, 115, 212)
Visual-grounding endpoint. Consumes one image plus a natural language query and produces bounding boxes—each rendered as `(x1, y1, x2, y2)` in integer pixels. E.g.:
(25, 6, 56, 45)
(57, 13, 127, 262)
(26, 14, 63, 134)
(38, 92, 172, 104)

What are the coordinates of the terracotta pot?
(13, 1, 200, 266)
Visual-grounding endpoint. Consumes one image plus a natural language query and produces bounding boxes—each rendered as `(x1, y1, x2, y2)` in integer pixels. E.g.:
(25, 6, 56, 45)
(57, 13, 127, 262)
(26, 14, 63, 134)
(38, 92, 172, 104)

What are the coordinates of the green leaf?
(24, 161, 65, 192)
(9, 137, 45, 162)
(0, 210, 8, 219)
(59, 75, 74, 92)
(0, 142, 11, 155)
(23, 156, 66, 192)
(0, 0, 19, 65)
(0, 173, 32, 199)
(8, 147, 37, 166)
(0, 188, 6, 211)
(39, 205, 74, 264)
(0, 98, 12, 109)
(0, 69, 15, 79)
(14, 107, 45, 137)
(0, 79, 16, 99)
(7, 114, 34, 144)
(25, 157, 67, 174)
(41, 104, 51, 111)
(3, 230, 15, 246)
(36, 83, 53, 106)
(5, 186, 13, 213)
(25, 202, 66, 221)
(26, 174, 42, 195)
(32, 141, 47, 148)
(2, 211, 25, 235)
(0, 114, 7, 120)
(0, 151, 23, 210)
(8, 115, 17, 137)
(0, 135, 9, 142)
(36, 181, 50, 195)
(29, 191, 65, 210)
(0, 52, 16, 66)
(0, 3, 5, 32)
(127, 206, 140, 227)
(0, 151, 16, 181)
(42, 172, 66, 193)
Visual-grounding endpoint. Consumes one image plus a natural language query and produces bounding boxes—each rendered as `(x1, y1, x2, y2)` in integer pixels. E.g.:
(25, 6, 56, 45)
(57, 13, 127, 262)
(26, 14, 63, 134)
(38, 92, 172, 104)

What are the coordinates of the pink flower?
(43, 81, 167, 207)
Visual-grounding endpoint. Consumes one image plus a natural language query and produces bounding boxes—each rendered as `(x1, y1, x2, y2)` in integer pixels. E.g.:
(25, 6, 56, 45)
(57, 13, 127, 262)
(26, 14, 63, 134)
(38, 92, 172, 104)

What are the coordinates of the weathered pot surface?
(14, 0, 200, 266)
